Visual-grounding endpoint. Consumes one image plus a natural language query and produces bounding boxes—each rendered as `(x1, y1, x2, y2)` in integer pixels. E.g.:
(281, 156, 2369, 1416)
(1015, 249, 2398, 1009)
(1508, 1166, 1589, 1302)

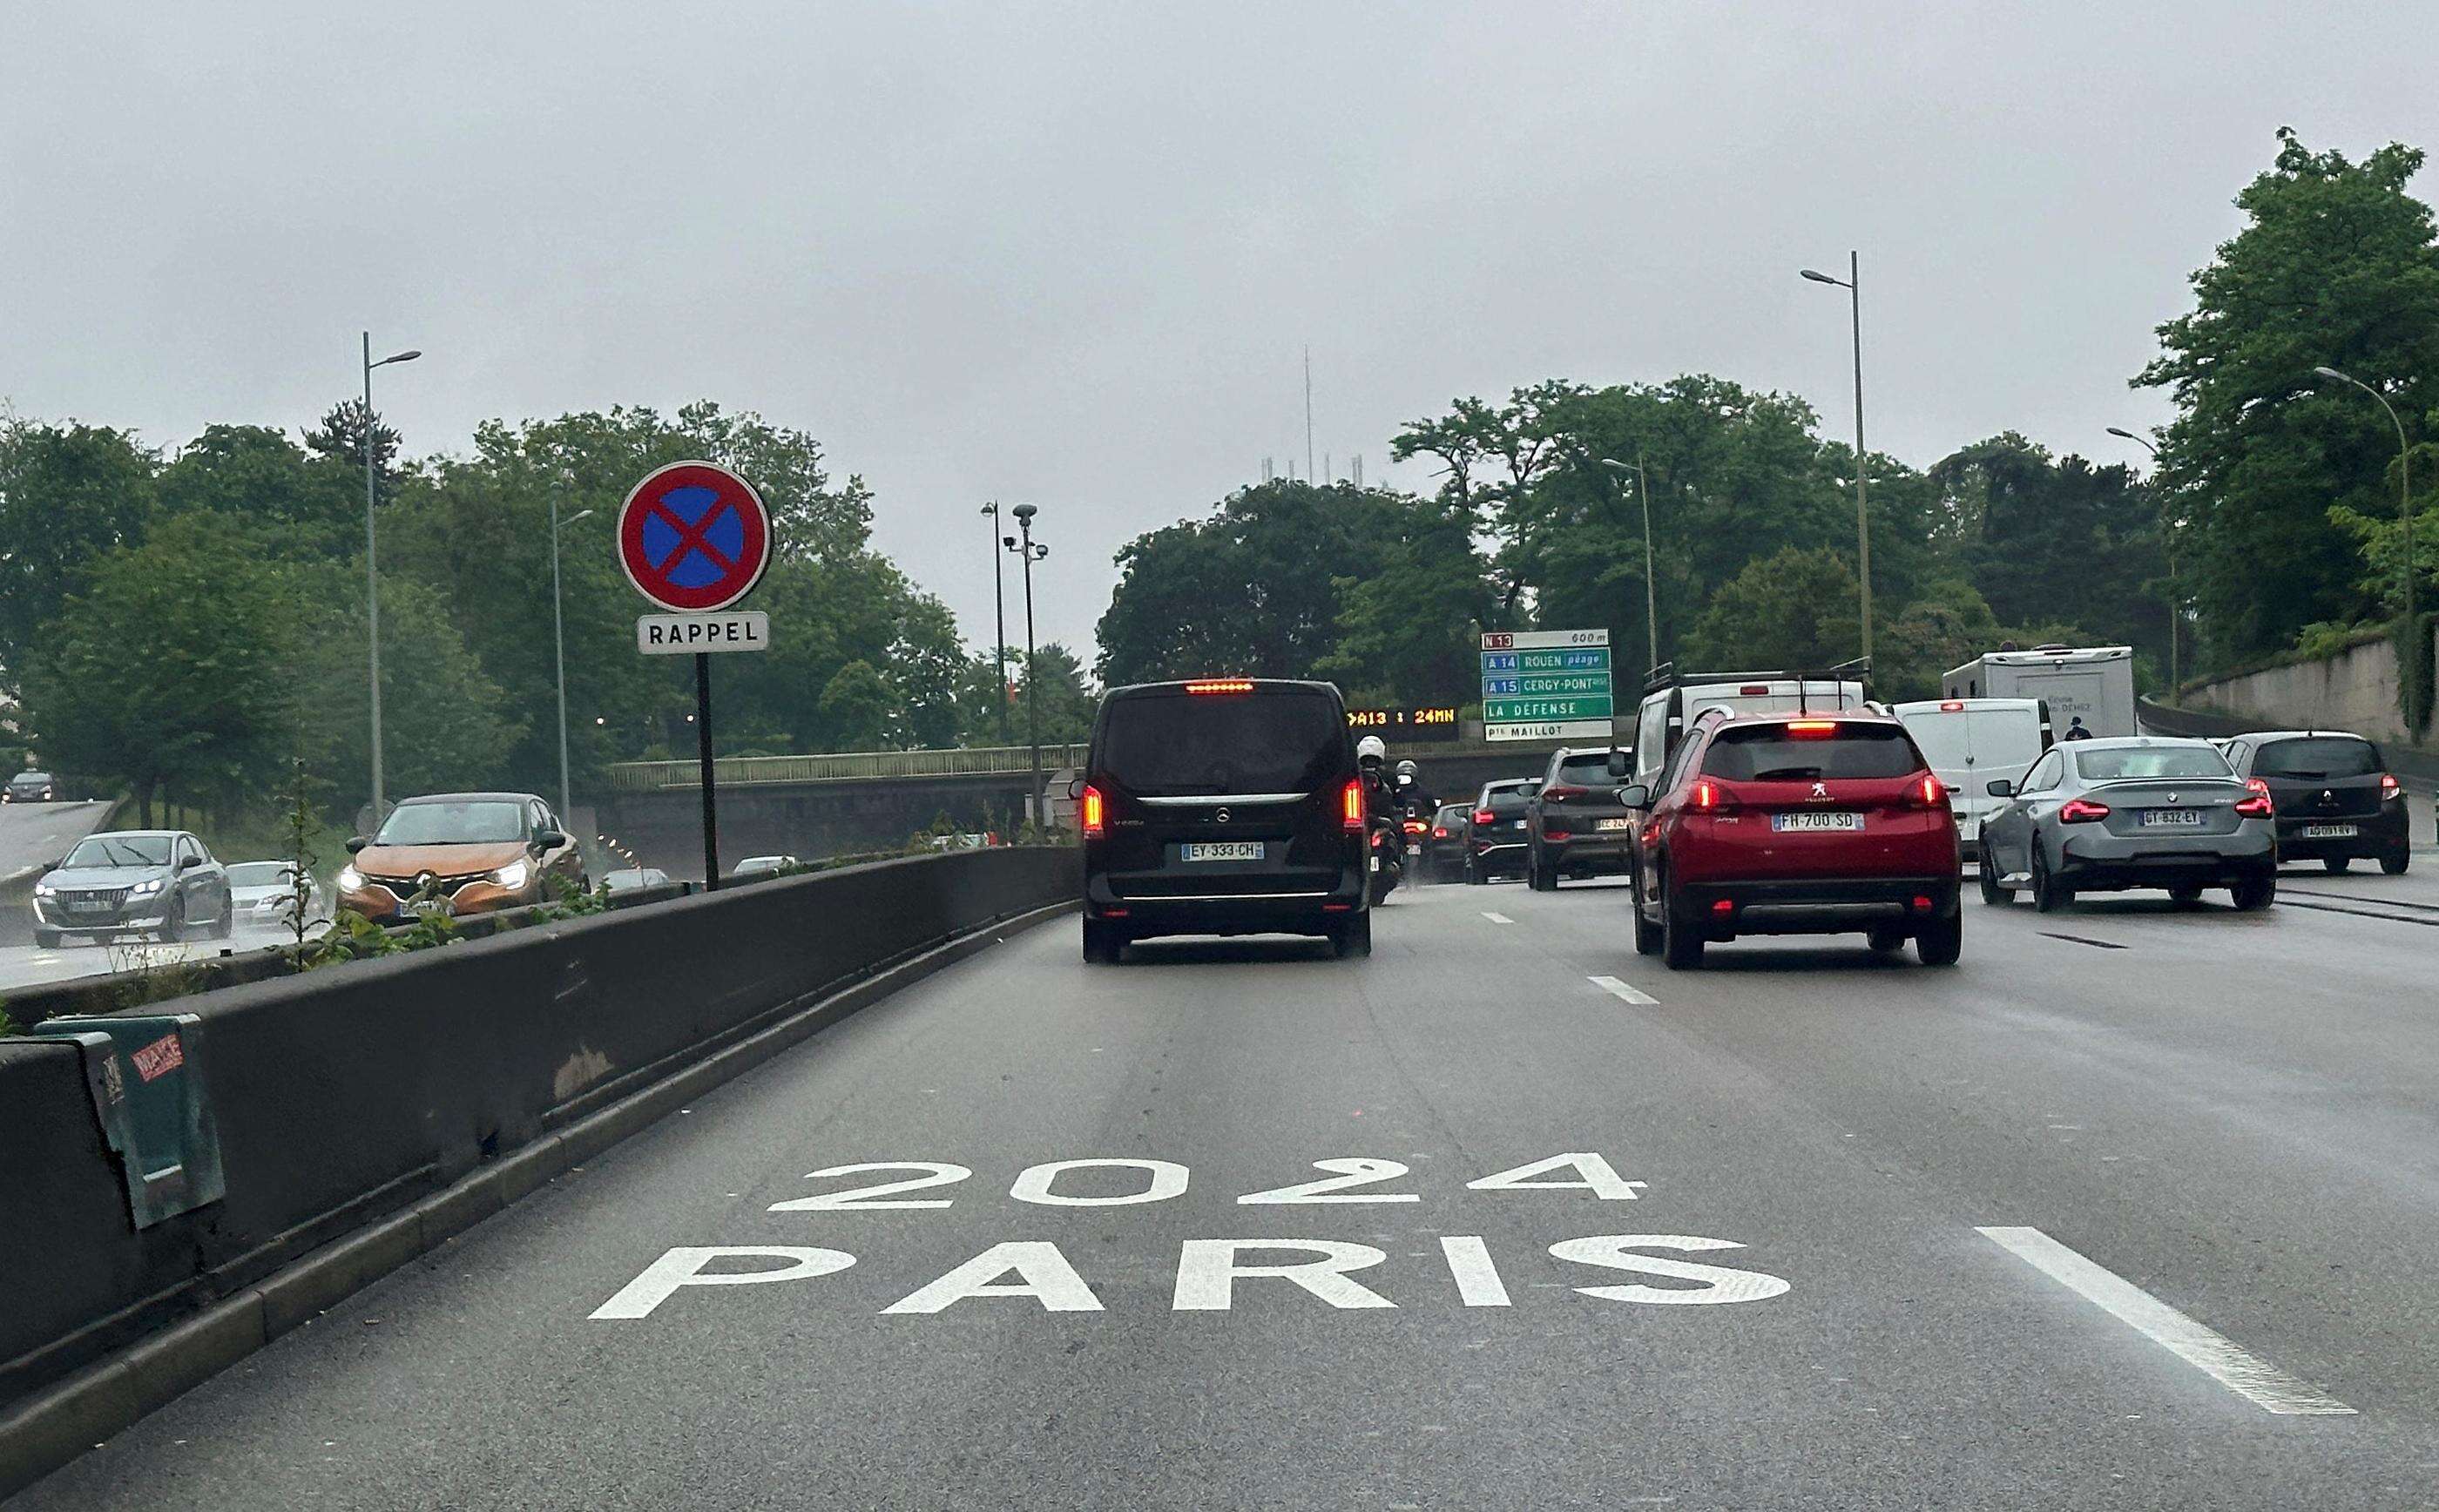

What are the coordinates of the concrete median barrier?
(0, 845, 1079, 1494)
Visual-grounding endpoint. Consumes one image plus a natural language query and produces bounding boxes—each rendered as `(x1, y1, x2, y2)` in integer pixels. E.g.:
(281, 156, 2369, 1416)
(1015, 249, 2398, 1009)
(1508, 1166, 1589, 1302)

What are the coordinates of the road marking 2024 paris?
(591, 1152, 1790, 1320)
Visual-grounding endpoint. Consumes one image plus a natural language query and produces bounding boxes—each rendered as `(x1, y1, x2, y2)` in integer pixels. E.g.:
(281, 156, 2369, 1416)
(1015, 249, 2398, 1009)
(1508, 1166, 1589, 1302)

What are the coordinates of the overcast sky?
(3, 3, 2430, 664)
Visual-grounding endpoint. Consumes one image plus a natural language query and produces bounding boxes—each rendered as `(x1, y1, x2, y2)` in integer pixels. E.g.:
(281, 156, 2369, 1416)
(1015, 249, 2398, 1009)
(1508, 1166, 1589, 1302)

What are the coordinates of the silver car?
(225, 861, 326, 929)
(30, 829, 234, 946)
(1979, 736, 2276, 912)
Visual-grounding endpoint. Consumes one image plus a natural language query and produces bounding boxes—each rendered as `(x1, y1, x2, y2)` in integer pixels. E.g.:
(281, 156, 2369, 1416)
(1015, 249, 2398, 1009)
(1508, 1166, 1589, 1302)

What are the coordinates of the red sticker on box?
(131, 1032, 186, 1083)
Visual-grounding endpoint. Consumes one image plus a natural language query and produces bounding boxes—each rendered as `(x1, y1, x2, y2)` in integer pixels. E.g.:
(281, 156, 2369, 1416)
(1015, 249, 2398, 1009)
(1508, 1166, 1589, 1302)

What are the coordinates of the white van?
(1893, 698, 2052, 861)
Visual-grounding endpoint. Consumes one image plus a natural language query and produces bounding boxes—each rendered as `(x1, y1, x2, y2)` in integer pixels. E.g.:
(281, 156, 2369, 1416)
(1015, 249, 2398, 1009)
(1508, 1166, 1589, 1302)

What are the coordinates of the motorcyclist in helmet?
(1357, 735, 1395, 815)
(1393, 759, 1438, 822)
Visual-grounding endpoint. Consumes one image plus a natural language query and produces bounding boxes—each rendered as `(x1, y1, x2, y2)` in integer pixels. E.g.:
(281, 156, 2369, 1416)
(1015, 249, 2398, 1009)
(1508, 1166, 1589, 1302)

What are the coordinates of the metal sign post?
(617, 460, 774, 890)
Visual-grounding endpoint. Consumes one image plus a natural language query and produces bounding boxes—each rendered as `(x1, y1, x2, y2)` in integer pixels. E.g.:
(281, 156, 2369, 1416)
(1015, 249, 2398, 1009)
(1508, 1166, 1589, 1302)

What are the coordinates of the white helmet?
(1356, 734, 1388, 763)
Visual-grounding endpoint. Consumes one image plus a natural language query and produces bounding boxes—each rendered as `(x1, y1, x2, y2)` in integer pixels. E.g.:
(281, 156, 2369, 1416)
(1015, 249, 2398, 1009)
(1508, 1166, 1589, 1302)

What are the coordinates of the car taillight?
(1185, 678, 1253, 694)
(2058, 798, 2111, 823)
(1474, 809, 1497, 827)
(1690, 779, 1734, 812)
(1432, 827, 1449, 838)
(2235, 777, 2274, 818)
(1544, 828, 1572, 840)
(1911, 773, 1945, 808)
(1787, 720, 1838, 737)
(1081, 784, 1105, 839)
(1342, 778, 1366, 833)
(1544, 784, 1589, 801)
(2381, 773, 2402, 800)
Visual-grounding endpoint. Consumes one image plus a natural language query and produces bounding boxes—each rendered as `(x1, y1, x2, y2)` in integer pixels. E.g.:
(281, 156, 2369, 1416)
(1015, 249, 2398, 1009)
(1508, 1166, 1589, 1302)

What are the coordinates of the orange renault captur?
(338, 791, 586, 921)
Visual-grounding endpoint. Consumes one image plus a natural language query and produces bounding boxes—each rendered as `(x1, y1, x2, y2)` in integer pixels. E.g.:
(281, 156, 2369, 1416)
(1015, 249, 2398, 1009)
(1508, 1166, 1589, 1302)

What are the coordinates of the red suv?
(1622, 710, 1962, 969)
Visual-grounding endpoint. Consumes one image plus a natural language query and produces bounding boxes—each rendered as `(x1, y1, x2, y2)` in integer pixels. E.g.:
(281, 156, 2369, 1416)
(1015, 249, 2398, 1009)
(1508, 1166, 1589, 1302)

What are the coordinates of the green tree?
(1014, 643, 1098, 744)
(1317, 496, 1494, 705)
(20, 515, 293, 823)
(1682, 547, 1862, 672)
(159, 424, 357, 558)
(0, 418, 158, 694)
(818, 659, 895, 750)
(2135, 128, 2439, 662)
(1096, 480, 1402, 685)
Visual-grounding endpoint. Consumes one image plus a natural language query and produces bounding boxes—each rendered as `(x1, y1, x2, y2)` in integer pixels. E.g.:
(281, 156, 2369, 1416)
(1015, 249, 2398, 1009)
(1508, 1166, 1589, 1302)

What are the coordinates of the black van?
(1079, 678, 1371, 962)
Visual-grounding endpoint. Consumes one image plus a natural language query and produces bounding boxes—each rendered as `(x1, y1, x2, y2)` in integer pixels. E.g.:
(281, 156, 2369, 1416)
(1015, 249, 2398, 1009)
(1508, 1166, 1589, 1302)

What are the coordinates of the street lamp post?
(551, 504, 596, 820)
(983, 502, 1010, 745)
(1801, 254, 1871, 660)
(2105, 427, 2178, 694)
(1598, 456, 1661, 672)
(361, 334, 422, 819)
(1004, 505, 1049, 831)
(2314, 366, 2417, 639)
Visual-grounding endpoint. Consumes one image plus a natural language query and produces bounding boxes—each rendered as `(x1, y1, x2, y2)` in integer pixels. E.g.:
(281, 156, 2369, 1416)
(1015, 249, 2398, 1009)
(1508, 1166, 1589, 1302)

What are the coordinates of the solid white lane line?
(1976, 1226, 2355, 1415)
(1588, 975, 1657, 1005)
(1481, 912, 1515, 925)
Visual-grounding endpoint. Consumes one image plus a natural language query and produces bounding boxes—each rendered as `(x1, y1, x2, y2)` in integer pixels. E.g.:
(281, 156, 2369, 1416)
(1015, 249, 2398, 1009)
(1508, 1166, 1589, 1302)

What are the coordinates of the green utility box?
(34, 1013, 226, 1230)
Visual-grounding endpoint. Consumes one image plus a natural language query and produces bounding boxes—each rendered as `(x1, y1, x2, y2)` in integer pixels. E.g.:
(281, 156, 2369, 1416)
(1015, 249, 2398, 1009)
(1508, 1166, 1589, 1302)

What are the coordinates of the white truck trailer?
(1941, 645, 2137, 738)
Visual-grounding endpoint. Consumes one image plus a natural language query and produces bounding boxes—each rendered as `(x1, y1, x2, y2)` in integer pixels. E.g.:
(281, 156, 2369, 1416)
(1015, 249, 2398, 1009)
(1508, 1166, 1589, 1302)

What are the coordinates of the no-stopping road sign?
(617, 461, 773, 612)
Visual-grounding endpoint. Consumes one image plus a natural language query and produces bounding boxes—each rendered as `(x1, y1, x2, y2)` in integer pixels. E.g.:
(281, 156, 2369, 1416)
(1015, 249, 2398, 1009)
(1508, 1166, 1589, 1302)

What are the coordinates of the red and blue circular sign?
(616, 461, 774, 612)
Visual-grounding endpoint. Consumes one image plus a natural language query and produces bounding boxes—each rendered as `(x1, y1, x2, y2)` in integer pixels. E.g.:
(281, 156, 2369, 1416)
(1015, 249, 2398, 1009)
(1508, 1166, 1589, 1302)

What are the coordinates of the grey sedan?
(1978, 737, 2277, 912)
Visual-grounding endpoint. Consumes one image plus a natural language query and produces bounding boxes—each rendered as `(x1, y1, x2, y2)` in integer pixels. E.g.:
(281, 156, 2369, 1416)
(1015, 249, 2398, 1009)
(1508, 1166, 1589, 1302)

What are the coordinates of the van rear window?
(1098, 688, 1346, 796)
(1702, 724, 1922, 781)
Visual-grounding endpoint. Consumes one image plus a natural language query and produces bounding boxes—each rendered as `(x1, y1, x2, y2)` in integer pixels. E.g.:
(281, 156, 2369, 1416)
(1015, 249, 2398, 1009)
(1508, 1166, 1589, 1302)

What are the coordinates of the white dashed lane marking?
(1588, 975, 1658, 1005)
(1481, 912, 1515, 925)
(1976, 1225, 2354, 1415)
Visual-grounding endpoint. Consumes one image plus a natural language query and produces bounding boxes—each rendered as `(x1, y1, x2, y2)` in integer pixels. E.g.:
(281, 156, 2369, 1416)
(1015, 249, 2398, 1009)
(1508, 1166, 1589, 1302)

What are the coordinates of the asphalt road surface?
(0, 800, 113, 889)
(15, 860, 2439, 1509)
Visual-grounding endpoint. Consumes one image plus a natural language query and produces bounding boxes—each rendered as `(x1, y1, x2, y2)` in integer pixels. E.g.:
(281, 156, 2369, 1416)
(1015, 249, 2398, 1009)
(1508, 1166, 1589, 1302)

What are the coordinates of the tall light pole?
(982, 502, 1010, 745)
(1599, 456, 1661, 672)
(1004, 505, 1049, 830)
(361, 334, 421, 819)
(1801, 254, 1871, 660)
(2314, 366, 2416, 638)
(551, 504, 596, 820)
(2105, 427, 2178, 693)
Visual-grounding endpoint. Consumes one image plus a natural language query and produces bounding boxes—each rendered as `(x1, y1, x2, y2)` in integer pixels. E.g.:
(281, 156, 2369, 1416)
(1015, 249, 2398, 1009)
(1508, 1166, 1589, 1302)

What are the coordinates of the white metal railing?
(605, 743, 1090, 791)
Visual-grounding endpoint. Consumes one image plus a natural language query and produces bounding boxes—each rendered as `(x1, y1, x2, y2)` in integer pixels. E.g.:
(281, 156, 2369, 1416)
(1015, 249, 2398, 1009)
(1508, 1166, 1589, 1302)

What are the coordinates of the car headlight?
(128, 877, 166, 897)
(337, 865, 364, 891)
(491, 859, 531, 890)
(33, 882, 55, 897)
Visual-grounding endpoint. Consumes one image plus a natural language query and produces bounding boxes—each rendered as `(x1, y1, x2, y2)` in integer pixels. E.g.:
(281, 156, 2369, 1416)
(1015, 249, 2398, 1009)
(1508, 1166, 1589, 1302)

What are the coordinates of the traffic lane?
(1479, 869, 2439, 1425)
(0, 917, 318, 995)
(18, 892, 2406, 1509)
(0, 800, 116, 948)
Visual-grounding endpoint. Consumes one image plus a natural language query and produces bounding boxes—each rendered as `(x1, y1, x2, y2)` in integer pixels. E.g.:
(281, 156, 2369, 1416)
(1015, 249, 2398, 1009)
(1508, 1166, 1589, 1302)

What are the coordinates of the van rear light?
(2381, 773, 2402, 800)
(1185, 678, 1253, 694)
(2236, 777, 2274, 817)
(1787, 720, 1838, 736)
(1474, 808, 1497, 827)
(1740, 685, 1770, 696)
(1342, 778, 1366, 833)
(2058, 798, 2111, 823)
(1081, 784, 1106, 839)
(1939, 699, 1964, 712)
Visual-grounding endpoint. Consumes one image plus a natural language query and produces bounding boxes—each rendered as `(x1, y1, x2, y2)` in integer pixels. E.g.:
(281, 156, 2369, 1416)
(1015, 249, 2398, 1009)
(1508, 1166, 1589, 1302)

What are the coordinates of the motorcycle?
(1368, 818, 1404, 905)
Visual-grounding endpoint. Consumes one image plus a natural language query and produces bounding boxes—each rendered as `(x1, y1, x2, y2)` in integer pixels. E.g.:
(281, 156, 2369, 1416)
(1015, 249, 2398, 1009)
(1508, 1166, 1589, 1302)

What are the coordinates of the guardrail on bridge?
(605, 743, 1090, 791)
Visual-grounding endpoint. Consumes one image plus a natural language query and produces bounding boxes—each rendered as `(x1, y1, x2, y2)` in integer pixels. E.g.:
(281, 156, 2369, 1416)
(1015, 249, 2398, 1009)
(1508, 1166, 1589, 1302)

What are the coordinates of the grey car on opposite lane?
(30, 829, 234, 946)
(1978, 736, 2276, 912)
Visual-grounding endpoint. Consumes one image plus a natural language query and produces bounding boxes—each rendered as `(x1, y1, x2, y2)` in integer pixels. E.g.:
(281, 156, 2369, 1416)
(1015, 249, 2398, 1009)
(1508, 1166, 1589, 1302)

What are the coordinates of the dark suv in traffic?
(1078, 678, 1371, 961)
(2217, 730, 2410, 874)
(1525, 746, 1636, 889)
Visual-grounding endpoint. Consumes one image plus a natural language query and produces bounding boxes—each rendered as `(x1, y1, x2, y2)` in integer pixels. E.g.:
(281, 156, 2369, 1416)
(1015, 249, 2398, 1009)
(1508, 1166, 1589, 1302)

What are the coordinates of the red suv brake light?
(2058, 798, 2111, 824)
(1910, 773, 1945, 808)
(1342, 778, 1366, 833)
(1081, 784, 1106, 839)
(1544, 784, 1589, 801)
(1787, 720, 1838, 737)
(1473, 808, 1497, 827)
(1689, 778, 1735, 812)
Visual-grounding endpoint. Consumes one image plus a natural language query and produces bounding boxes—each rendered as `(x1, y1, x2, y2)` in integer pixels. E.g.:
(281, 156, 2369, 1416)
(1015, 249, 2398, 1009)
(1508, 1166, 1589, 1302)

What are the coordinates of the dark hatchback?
(1527, 746, 1636, 888)
(1422, 802, 1473, 880)
(2219, 730, 2410, 874)
(1465, 779, 1539, 882)
(1079, 678, 1371, 961)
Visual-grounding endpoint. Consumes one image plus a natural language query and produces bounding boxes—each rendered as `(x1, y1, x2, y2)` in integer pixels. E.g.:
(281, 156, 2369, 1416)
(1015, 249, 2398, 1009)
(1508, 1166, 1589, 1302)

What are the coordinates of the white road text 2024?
(589, 1154, 1789, 1320)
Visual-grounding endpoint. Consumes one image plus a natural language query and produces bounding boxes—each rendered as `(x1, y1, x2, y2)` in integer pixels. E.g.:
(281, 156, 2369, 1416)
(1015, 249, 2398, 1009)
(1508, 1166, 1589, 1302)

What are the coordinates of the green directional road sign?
(1483, 694, 1615, 722)
(1480, 672, 1611, 697)
(1479, 647, 1612, 675)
